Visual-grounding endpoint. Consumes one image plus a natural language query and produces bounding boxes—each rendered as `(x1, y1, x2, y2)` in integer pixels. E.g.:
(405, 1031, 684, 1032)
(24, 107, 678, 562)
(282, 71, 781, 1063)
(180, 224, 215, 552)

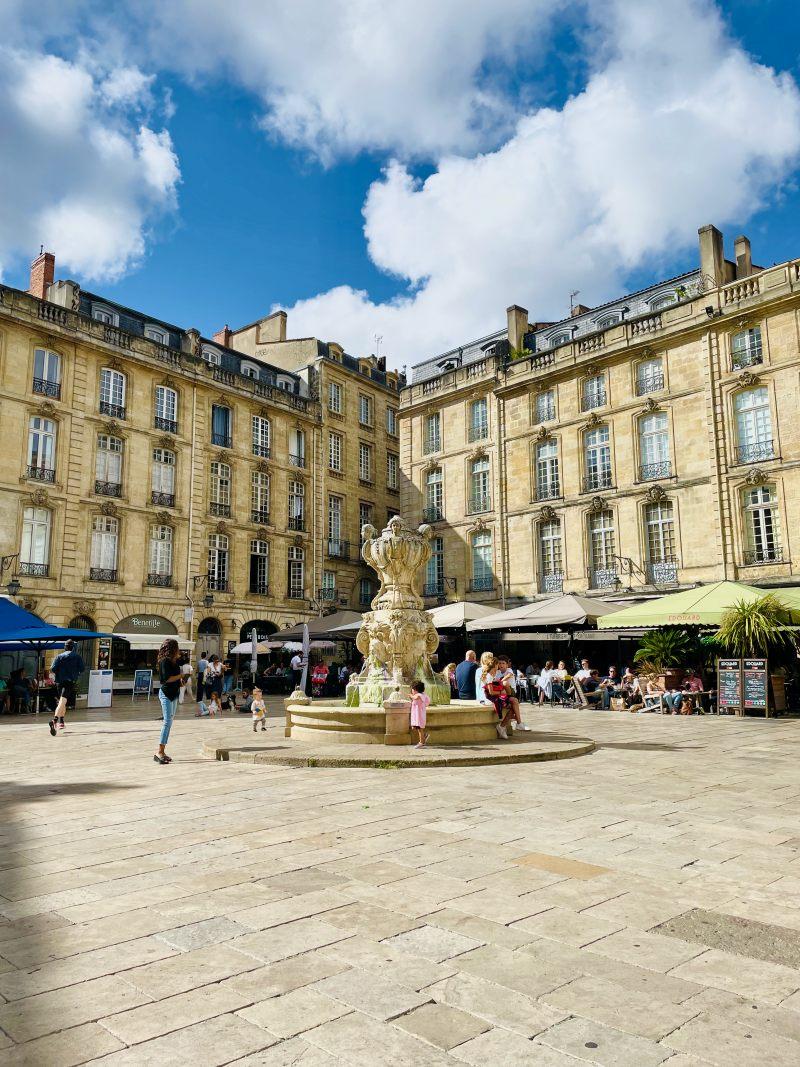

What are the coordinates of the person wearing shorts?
(48, 640, 84, 735)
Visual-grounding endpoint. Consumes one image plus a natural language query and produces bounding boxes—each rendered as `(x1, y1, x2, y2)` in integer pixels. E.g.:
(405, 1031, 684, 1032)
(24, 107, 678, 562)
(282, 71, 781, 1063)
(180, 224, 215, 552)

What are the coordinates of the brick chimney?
(213, 324, 232, 347)
(29, 250, 55, 301)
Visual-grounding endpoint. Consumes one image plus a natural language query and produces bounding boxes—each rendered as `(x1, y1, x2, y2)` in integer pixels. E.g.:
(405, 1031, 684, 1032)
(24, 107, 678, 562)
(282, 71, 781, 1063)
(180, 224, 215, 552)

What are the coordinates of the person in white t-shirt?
(573, 658, 592, 682)
(290, 653, 304, 690)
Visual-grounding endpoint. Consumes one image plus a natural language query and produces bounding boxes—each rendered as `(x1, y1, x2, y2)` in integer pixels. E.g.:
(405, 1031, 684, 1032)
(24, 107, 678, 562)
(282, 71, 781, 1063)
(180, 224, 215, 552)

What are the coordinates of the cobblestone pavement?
(2, 700, 800, 1065)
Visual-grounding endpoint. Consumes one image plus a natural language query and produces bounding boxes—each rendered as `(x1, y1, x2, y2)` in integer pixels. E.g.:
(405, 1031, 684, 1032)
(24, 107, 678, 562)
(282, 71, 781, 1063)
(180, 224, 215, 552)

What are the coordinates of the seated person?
(496, 656, 527, 730)
(238, 687, 253, 713)
(574, 658, 592, 683)
(667, 668, 704, 713)
(620, 668, 643, 709)
(580, 669, 604, 707)
(599, 665, 622, 709)
(9, 668, 33, 712)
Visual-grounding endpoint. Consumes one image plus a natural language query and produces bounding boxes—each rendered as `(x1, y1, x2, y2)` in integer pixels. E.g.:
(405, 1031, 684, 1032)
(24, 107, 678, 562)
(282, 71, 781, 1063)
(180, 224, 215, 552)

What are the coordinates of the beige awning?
(114, 633, 194, 652)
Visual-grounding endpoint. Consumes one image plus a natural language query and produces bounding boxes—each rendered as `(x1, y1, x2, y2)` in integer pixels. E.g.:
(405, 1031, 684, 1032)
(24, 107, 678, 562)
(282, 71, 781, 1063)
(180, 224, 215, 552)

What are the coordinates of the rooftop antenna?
(373, 333, 383, 358)
(569, 290, 580, 315)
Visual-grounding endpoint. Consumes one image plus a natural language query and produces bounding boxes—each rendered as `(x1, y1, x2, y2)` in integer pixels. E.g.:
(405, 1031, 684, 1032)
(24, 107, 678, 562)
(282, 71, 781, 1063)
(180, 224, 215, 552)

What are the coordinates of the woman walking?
(155, 638, 183, 765)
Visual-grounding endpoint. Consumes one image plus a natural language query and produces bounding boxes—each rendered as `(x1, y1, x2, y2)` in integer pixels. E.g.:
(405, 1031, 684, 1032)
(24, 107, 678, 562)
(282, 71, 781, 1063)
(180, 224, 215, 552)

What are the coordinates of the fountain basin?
(286, 698, 498, 746)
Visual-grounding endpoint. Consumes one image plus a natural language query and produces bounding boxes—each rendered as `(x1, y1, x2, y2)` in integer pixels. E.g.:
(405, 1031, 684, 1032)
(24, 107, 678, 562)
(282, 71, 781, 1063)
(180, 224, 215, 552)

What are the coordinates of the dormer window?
(144, 325, 168, 344)
(201, 345, 221, 366)
(550, 332, 571, 348)
(277, 376, 294, 392)
(596, 315, 620, 329)
(650, 293, 676, 312)
(92, 304, 118, 327)
(240, 363, 259, 379)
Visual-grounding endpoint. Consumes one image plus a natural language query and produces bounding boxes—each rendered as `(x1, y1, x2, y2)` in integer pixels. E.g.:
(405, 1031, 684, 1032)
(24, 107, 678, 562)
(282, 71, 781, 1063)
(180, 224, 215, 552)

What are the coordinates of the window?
(151, 448, 175, 505)
(99, 368, 126, 418)
(328, 381, 343, 414)
(734, 387, 773, 464)
(424, 412, 441, 454)
(290, 428, 306, 468)
(277, 376, 294, 392)
(644, 500, 677, 583)
(597, 314, 620, 329)
(329, 432, 343, 472)
(33, 347, 61, 398)
(387, 452, 399, 490)
(26, 416, 56, 481)
(588, 509, 616, 587)
(210, 462, 231, 516)
(468, 398, 488, 442)
(535, 439, 560, 500)
(539, 519, 563, 592)
(358, 577, 374, 606)
(469, 456, 490, 513)
(252, 415, 271, 458)
(91, 516, 119, 580)
(635, 357, 664, 395)
(650, 293, 676, 311)
(359, 442, 373, 483)
(241, 363, 259, 379)
(359, 394, 373, 426)
(535, 390, 555, 423)
(425, 536, 444, 596)
(144, 325, 167, 344)
(581, 373, 606, 411)
(20, 507, 51, 575)
(386, 407, 398, 436)
(359, 502, 373, 531)
(95, 434, 123, 494)
(211, 404, 231, 448)
(425, 467, 443, 522)
(288, 480, 305, 530)
(638, 412, 670, 480)
(550, 332, 571, 348)
(328, 495, 344, 556)
(154, 386, 178, 432)
(92, 305, 117, 325)
(321, 570, 336, 600)
(201, 345, 221, 365)
(583, 425, 612, 491)
(470, 531, 493, 591)
(148, 525, 173, 584)
(250, 539, 269, 594)
(251, 470, 270, 523)
(287, 545, 304, 597)
(207, 533, 229, 591)
(731, 327, 763, 370)
(743, 485, 781, 565)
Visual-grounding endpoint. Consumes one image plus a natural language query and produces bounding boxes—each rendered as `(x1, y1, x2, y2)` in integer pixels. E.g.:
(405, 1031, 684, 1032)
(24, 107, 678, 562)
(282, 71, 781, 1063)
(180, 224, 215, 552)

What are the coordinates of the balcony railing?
(731, 346, 763, 371)
(252, 509, 270, 525)
(18, 562, 48, 577)
(423, 581, 445, 598)
(32, 377, 61, 400)
(541, 572, 564, 594)
(647, 559, 679, 584)
(210, 502, 231, 518)
(468, 576, 495, 593)
(102, 324, 131, 350)
(327, 539, 350, 560)
(422, 505, 444, 523)
(288, 515, 305, 532)
(735, 440, 774, 465)
(151, 491, 175, 507)
(580, 389, 607, 412)
(468, 424, 488, 443)
(154, 416, 178, 434)
(318, 587, 337, 602)
(742, 547, 783, 566)
(287, 586, 305, 600)
(38, 301, 68, 327)
(582, 471, 613, 493)
(95, 480, 122, 497)
(26, 465, 56, 483)
(535, 483, 561, 501)
(90, 568, 118, 583)
(252, 443, 270, 459)
(289, 453, 306, 468)
(147, 573, 172, 587)
(99, 401, 126, 420)
(250, 583, 270, 596)
(639, 461, 672, 481)
(207, 576, 230, 592)
(211, 432, 232, 448)
(635, 372, 664, 395)
(589, 567, 618, 589)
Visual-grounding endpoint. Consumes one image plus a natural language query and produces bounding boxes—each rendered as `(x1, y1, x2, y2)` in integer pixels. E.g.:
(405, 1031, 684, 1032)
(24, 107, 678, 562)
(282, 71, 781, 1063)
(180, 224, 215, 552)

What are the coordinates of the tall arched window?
(742, 485, 781, 565)
(151, 448, 176, 506)
(588, 509, 616, 588)
(95, 434, 123, 496)
(252, 470, 270, 524)
(581, 374, 606, 411)
(252, 414, 271, 458)
(469, 457, 490, 513)
(644, 500, 677, 583)
(635, 356, 664, 395)
(207, 533, 229, 591)
(731, 327, 762, 370)
(26, 416, 57, 482)
(424, 467, 443, 522)
(20, 507, 51, 576)
(288, 480, 305, 531)
(154, 386, 178, 433)
(90, 516, 119, 581)
(734, 388, 773, 464)
(33, 348, 61, 398)
(535, 440, 560, 500)
(250, 539, 269, 595)
(638, 412, 670, 480)
(210, 462, 231, 517)
(470, 530, 494, 592)
(148, 525, 173, 585)
(425, 536, 444, 596)
(99, 368, 126, 419)
(539, 519, 563, 593)
(287, 545, 304, 598)
(583, 426, 612, 492)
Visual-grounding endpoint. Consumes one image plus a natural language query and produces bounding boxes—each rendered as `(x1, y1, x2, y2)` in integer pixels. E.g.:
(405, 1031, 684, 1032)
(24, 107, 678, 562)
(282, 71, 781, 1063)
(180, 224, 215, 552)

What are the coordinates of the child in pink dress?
(410, 681, 430, 749)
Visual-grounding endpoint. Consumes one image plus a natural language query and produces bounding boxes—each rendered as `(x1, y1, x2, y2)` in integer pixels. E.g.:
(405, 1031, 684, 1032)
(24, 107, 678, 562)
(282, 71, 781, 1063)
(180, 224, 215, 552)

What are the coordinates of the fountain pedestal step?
(286, 698, 498, 746)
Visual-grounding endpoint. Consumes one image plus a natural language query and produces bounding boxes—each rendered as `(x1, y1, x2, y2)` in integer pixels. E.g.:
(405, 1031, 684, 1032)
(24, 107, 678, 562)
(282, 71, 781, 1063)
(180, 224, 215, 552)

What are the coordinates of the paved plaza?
(2, 701, 800, 1065)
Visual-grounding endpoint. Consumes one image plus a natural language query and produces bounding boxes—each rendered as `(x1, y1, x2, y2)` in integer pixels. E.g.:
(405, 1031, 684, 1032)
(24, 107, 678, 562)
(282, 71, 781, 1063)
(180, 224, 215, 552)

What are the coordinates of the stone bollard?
(383, 689, 412, 746)
(284, 687, 310, 738)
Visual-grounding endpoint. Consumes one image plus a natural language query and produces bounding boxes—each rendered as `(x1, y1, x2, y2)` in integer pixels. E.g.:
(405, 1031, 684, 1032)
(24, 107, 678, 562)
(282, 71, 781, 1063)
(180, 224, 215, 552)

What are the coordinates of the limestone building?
(400, 225, 800, 608)
(0, 254, 402, 683)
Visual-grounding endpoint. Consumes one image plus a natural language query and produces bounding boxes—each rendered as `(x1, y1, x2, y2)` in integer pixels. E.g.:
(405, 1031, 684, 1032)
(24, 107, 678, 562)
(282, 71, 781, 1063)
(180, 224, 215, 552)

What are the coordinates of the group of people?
(529, 657, 706, 714)
(448, 650, 532, 739)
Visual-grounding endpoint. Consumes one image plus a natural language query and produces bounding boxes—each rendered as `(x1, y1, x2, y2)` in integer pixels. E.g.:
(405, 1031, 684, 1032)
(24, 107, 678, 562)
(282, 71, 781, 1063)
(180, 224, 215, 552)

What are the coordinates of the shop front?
(111, 615, 192, 689)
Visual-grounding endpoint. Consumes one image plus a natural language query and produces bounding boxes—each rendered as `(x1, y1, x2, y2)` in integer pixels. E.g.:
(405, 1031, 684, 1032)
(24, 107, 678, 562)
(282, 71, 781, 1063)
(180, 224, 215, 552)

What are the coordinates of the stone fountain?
(284, 515, 497, 745)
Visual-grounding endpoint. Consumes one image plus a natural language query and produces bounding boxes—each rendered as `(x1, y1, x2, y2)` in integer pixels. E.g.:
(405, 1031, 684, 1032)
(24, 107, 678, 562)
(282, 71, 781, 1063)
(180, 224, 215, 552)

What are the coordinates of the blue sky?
(2, 0, 800, 364)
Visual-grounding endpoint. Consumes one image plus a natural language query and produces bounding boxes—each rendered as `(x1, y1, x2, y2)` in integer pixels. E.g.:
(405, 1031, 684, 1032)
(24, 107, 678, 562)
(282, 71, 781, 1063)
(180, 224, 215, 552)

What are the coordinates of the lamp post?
(1, 553, 19, 598)
(187, 574, 214, 650)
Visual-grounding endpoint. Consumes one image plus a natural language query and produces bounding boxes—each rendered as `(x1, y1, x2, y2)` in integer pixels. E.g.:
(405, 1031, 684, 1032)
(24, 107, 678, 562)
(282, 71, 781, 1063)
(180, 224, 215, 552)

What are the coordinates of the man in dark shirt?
(581, 670, 604, 708)
(48, 640, 85, 735)
(599, 665, 621, 709)
(454, 650, 479, 700)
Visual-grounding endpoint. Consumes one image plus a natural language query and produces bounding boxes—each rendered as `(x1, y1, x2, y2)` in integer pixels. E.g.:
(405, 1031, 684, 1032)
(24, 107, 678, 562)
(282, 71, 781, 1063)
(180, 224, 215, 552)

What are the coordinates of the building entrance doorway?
(198, 617, 222, 661)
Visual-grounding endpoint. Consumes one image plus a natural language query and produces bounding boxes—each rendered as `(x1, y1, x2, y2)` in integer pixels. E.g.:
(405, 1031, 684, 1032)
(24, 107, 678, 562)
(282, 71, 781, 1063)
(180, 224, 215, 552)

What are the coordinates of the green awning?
(597, 581, 800, 629)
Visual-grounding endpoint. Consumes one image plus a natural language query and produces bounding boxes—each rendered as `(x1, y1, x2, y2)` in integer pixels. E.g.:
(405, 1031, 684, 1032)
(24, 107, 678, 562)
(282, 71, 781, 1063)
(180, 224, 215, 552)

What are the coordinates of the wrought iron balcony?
(327, 538, 350, 560)
(211, 432, 232, 448)
(635, 372, 664, 395)
(288, 515, 305, 532)
(423, 581, 445, 598)
(147, 573, 172, 587)
(736, 440, 774, 464)
(249, 582, 270, 596)
(580, 389, 607, 412)
(468, 576, 495, 593)
(541, 572, 564, 593)
(742, 547, 783, 566)
(251, 509, 270, 525)
(207, 576, 230, 592)
(468, 424, 488, 443)
(639, 461, 672, 481)
(289, 453, 306, 468)
(589, 567, 618, 589)
(18, 562, 48, 577)
(647, 559, 679, 584)
(154, 416, 177, 434)
(95, 480, 122, 497)
(26, 465, 55, 483)
(151, 491, 175, 507)
(287, 586, 305, 600)
(422, 506, 444, 523)
(535, 482, 561, 501)
(210, 502, 231, 518)
(468, 493, 491, 515)
(731, 346, 763, 371)
(252, 443, 270, 458)
(32, 377, 61, 399)
(99, 401, 126, 420)
(90, 568, 118, 583)
(318, 587, 337, 601)
(582, 471, 613, 493)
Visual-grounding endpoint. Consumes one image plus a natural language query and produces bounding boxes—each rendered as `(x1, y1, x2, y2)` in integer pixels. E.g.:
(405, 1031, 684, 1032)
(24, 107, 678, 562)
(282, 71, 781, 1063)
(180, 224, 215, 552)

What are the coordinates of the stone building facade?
(0, 254, 402, 680)
(400, 225, 800, 608)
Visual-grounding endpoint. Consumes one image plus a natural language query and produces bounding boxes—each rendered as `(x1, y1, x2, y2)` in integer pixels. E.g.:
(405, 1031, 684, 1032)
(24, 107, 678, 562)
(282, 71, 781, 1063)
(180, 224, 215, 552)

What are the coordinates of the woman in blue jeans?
(155, 639, 183, 765)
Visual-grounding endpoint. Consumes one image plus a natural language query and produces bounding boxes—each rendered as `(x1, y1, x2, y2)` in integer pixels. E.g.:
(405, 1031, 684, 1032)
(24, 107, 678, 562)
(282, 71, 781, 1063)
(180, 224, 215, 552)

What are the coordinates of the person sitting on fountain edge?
(455, 650, 479, 700)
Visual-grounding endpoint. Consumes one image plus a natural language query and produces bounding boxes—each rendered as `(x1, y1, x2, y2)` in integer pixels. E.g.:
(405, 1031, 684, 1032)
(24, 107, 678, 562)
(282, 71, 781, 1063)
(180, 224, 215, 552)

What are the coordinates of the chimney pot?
(29, 250, 55, 301)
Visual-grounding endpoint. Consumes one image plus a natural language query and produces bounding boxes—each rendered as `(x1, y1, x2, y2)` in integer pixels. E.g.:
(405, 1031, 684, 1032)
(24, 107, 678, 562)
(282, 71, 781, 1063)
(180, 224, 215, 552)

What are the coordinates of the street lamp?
(203, 593, 214, 609)
(6, 578, 21, 598)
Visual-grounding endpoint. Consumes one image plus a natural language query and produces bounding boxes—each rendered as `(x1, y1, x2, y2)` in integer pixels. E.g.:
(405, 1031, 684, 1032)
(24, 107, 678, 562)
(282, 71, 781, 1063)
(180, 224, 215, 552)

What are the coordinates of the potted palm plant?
(633, 627, 692, 689)
(714, 595, 795, 712)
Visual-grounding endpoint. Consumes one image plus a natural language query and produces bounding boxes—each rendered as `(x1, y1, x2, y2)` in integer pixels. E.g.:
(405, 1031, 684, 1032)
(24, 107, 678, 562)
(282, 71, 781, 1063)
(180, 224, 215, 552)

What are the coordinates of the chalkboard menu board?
(743, 658, 768, 710)
(717, 659, 742, 710)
